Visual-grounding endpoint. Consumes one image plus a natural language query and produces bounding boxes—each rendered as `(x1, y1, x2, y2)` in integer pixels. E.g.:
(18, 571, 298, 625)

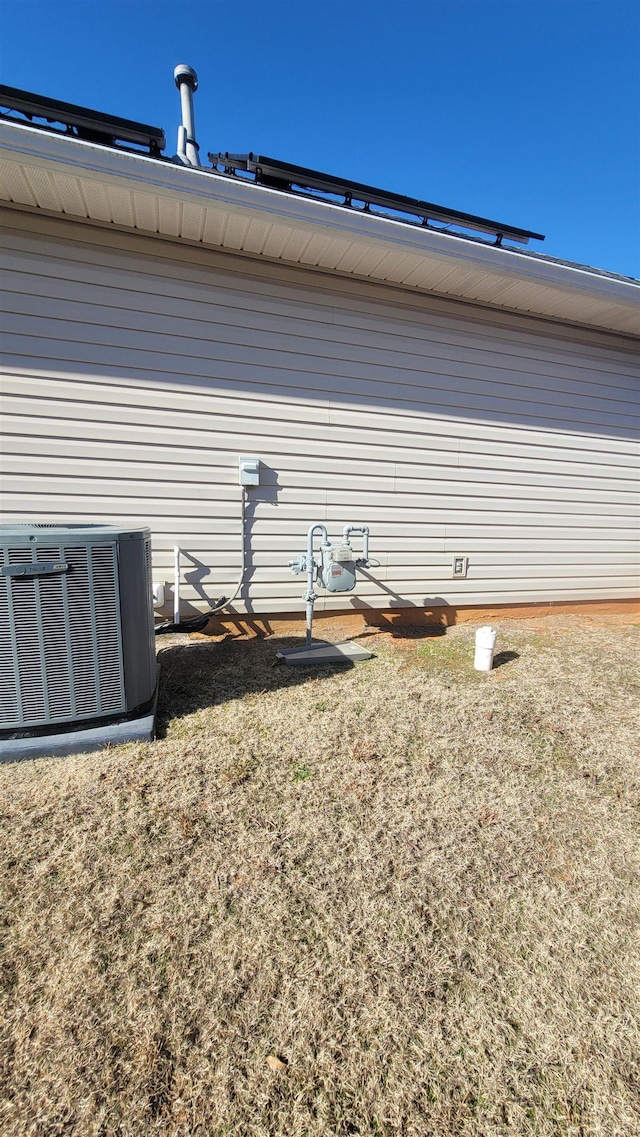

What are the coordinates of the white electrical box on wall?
(452, 555, 469, 578)
(238, 455, 261, 486)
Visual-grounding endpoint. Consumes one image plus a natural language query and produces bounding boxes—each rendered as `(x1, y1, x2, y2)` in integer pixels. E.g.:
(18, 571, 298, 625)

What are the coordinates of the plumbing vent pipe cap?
(475, 626, 497, 650)
(474, 625, 497, 672)
(174, 64, 198, 91)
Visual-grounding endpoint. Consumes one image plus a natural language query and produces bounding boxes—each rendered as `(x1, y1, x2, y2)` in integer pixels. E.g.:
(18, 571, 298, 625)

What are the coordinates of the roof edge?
(0, 120, 638, 337)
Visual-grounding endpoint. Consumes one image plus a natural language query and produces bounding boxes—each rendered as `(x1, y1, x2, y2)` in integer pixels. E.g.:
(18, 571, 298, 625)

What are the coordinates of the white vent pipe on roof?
(174, 64, 200, 167)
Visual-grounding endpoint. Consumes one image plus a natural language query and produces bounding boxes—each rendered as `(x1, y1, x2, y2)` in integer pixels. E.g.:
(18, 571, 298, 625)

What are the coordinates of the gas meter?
(283, 525, 371, 663)
(320, 540, 360, 593)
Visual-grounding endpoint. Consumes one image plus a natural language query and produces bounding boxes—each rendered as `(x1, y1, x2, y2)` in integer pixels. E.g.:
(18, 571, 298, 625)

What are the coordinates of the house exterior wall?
(1, 207, 639, 618)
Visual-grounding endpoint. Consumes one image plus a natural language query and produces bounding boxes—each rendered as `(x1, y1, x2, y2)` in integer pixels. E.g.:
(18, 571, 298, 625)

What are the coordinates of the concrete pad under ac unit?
(0, 708, 157, 763)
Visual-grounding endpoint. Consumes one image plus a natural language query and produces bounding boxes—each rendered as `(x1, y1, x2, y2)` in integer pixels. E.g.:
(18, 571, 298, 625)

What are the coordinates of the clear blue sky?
(1, 0, 638, 277)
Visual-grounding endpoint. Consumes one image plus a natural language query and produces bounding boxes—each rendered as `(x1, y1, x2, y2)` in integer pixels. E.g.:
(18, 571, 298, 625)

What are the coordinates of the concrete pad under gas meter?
(276, 641, 373, 666)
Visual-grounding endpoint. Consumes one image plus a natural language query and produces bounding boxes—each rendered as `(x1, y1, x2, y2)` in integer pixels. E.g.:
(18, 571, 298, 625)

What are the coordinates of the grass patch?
(414, 633, 484, 678)
(292, 763, 314, 783)
(1, 618, 639, 1135)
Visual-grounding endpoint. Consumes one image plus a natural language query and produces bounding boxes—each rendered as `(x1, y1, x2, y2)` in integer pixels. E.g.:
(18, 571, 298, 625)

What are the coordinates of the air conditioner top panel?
(0, 521, 151, 544)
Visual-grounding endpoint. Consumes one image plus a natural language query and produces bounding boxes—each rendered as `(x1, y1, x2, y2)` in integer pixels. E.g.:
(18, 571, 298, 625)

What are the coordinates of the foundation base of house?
(199, 597, 640, 640)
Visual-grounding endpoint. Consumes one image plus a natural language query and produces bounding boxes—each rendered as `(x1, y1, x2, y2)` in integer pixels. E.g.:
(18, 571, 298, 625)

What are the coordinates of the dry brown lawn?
(1, 615, 640, 1137)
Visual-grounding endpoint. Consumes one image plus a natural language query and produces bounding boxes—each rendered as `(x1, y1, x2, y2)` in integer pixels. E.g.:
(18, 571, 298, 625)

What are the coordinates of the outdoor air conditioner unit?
(0, 523, 157, 760)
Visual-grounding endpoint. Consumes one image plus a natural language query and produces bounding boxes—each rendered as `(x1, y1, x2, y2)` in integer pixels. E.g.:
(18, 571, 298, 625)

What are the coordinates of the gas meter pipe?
(304, 523, 328, 648)
(343, 525, 369, 563)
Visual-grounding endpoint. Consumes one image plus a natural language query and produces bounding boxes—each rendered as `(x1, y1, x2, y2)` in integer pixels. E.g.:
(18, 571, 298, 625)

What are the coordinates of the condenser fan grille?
(0, 542, 126, 728)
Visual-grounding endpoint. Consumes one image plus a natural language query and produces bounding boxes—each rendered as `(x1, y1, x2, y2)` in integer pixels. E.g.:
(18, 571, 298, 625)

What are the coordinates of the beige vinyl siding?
(1, 209, 639, 615)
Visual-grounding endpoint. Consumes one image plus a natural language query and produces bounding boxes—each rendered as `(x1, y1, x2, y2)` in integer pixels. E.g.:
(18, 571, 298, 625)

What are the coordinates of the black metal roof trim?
(209, 152, 545, 248)
(0, 84, 166, 157)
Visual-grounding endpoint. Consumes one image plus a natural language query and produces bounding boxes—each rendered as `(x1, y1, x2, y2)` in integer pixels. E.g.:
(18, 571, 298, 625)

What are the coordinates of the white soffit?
(0, 120, 639, 338)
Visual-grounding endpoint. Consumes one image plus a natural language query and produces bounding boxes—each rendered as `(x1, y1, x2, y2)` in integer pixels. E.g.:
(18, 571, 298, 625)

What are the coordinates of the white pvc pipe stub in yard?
(474, 625, 497, 671)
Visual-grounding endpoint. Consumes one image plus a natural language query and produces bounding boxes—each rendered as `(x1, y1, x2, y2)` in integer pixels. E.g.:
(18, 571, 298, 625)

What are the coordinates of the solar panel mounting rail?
(209, 152, 544, 247)
(0, 84, 166, 157)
